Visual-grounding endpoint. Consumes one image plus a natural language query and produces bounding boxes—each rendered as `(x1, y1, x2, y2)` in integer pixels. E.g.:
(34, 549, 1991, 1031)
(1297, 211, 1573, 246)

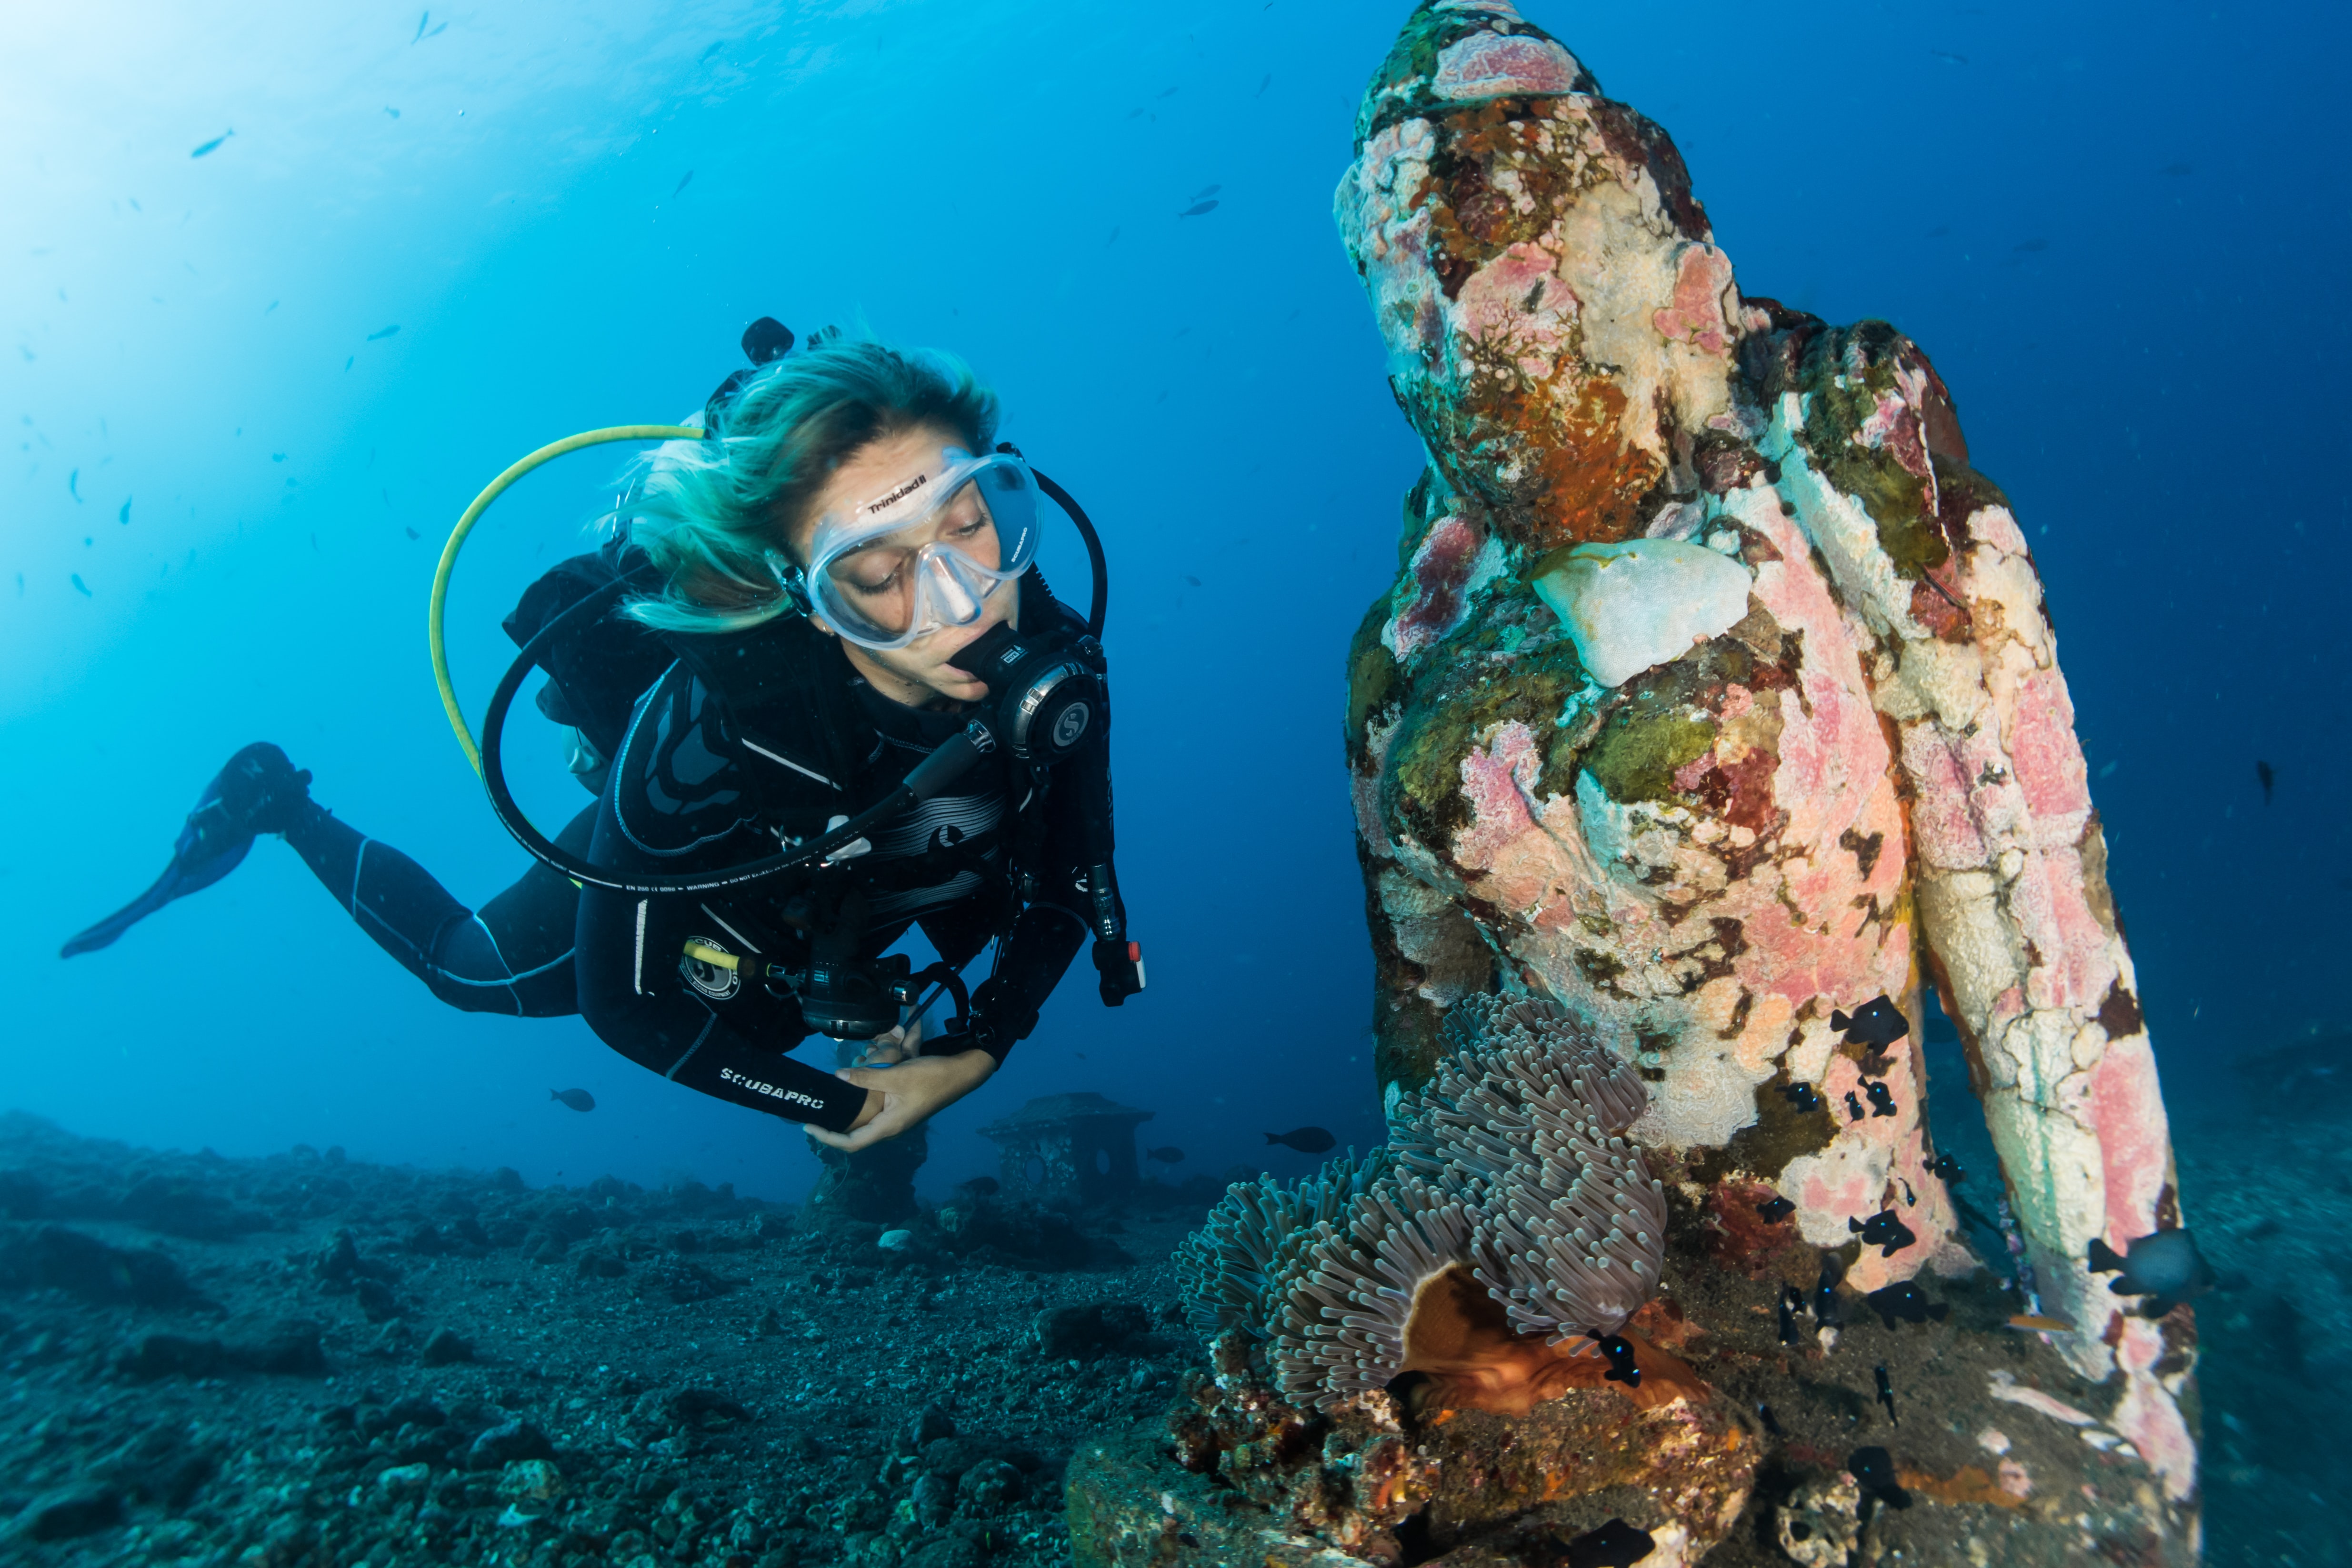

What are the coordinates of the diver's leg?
(60, 742, 311, 957)
(281, 801, 593, 1018)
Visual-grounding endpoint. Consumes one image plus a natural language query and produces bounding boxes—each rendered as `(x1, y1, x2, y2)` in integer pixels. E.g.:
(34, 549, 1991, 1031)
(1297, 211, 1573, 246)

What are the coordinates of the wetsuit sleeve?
(574, 850, 867, 1131)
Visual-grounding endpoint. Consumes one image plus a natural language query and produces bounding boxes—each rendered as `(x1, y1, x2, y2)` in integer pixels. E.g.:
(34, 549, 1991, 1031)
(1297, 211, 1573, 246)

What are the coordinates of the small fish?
(2257, 760, 2274, 804)
(413, 11, 446, 41)
(70, 573, 91, 597)
(385, 106, 401, 119)
(2006, 1312, 2077, 1332)
(1864, 1080, 1897, 1118)
(673, 170, 694, 198)
(1105, 226, 1120, 246)
(2015, 238, 2049, 252)
(118, 498, 131, 525)
(1865, 1280, 1948, 1330)
(549, 1088, 596, 1112)
(1562, 1518, 1656, 1568)
(1178, 200, 1219, 218)
(403, 527, 420, 540)
(1183, 574, 1202, 588)
(2087, 1229, 2215, 1317)
(1849, 1210, 1917, 1258)
(1844, 1090, 1866, 1122)
(1756, 1195, 1795, 1222)
(1757, 1402, 1784, 1438)
(1931, 1152, 1964, 1184)
(1780, 1082, 1823, 1113)
(367, 324, 401, 341)
(2159, 160, 2194, 177)
(1776, 1291, 1802, 1347)
(1929, 48, 1968, 64)
(1584, 1332, 1640, 1388)
(1848, 1445, 1910, 1509)
(1190, 183, 1221, 200)
(1831, 995, 1910, 1050)
(1157, 86, 1178, 99)
(957, 1176, 1000, 1197)
(1266, 1127, 1335, 1154)
(1144, 1146, 1184, 1164)
(191, 130, 233, 159)
(1255, 72, 1272, 97)
(68, 469, 80, 501)
(1874, 1363, 1898, 1424)
(698, 39, 726, 63)
(1897, 1176, 1917, 1206)
(1813, 1256, 1844, 1326)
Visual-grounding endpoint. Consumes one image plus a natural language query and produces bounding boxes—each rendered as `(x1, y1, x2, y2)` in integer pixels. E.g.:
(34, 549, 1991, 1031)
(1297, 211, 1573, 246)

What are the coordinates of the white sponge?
(1532, 539, 1752, 688)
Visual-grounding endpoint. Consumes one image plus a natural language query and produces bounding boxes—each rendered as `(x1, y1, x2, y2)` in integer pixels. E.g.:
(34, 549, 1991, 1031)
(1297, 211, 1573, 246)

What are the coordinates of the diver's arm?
(573, 880, 874, 1130)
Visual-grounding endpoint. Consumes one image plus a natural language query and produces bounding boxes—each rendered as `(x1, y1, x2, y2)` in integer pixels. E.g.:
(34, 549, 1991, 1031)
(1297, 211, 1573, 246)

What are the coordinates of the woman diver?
(60, 329, 1143, 1151)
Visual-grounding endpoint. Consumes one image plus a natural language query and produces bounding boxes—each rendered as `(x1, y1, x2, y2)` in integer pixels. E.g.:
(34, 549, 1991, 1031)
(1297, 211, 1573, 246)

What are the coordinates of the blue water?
(3, 0, 2343, 1210)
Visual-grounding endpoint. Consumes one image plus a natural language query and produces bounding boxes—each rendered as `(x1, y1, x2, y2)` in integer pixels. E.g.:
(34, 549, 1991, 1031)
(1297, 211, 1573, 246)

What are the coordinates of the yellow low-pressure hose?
(430, 424, 705, 775)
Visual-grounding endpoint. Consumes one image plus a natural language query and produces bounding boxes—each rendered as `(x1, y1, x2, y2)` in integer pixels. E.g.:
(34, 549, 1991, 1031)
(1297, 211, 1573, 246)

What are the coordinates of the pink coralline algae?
(1325, 0, 2198, 1546)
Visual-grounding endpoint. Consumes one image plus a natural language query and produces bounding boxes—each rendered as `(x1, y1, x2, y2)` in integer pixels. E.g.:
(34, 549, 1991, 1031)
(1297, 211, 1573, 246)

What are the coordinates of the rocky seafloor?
(0, 1083, 2342, 1568)
(0, 1111, 1219, 1568)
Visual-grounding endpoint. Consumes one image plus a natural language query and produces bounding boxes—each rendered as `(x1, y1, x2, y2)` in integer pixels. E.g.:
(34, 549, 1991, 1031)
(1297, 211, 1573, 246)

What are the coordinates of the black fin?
(2088, 1238, 2129, 1274)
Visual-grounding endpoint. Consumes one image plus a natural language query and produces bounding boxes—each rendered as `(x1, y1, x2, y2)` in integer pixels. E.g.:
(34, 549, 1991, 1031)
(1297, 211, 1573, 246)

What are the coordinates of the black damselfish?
(1781, 1082, 1824, 1113)
(2088, 1229, 2216, 1317)
(550, 1088, 595, 1112)
(1848, 1446, 1911, 1508)
(1874, 1363, 1898, 1425)
(1845, 1090, 1866, 1122)
(1865, 1281, 1949, 1330)
(1562, 1518, 1658, 1568)
(1587, 1332, 1641, 1388)
(1932, 1152, 1964, 1183)
(1864, 1080, 1898, 1118)
(1832, 995, 1911, 1049)
(1850, 1210, 1917, 1258)
(1813, 1256, 1844, 1326)
(1777, 1290, 1802, 1346)
(1757, 1195, 1796, 1222)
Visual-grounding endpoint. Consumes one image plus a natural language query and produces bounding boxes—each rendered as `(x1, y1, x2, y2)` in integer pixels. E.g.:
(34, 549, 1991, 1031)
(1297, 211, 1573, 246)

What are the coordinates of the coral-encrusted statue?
(1339, 0, 2193, 1506)
(1066, 6, 2201, 1563)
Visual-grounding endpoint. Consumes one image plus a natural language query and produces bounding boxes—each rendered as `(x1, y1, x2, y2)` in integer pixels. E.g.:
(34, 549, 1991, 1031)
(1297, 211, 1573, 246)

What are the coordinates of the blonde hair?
(615, 334, 999, 633)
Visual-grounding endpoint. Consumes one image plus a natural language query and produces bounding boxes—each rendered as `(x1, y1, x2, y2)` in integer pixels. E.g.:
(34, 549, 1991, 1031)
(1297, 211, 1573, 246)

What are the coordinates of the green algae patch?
(1383, 630, 1590, 849)
(1689, 1071, 1839, 1184)
(1794, 322, 1948, 581)
(1583, 707, 1716, 806)
(1346, 600, 1401, 765)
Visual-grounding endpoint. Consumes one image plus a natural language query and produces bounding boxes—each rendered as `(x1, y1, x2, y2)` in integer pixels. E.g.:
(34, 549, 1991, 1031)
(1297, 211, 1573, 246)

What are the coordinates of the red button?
(1127, 942, 1141, 961)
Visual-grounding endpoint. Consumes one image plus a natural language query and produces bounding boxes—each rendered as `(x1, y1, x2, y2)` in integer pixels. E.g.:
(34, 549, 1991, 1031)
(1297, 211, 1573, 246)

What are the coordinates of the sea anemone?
(1174, 1148, 1392, 1338)
(1181, 994, 1669, 1410)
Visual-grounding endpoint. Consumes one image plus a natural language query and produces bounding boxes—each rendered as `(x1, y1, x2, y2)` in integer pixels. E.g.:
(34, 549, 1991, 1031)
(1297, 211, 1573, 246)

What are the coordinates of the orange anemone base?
(1396, 1265, 1709, 1416)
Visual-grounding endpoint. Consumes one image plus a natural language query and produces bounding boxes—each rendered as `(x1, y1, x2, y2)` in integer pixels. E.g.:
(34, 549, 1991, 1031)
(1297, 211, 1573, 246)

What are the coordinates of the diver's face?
(794, 423, 1017, 708)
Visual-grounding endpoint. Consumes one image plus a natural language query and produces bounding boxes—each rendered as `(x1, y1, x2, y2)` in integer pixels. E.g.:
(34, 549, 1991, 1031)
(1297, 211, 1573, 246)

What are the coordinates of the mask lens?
(808, 452, 1045, 649)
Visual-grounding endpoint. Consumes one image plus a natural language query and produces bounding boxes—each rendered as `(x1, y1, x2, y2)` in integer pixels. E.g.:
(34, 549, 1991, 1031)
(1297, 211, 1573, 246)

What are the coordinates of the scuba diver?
(61, 324, 1144, 1152)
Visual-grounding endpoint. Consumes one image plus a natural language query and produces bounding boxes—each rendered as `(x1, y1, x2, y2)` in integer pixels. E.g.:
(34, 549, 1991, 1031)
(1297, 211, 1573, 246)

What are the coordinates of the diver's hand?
(855, 1019, 925, 1067)
(807, 1048, 994, 1151)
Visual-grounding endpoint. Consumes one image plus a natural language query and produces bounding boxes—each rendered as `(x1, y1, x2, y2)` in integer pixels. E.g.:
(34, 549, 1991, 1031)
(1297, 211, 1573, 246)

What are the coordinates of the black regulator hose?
(478, 575, 990, 894)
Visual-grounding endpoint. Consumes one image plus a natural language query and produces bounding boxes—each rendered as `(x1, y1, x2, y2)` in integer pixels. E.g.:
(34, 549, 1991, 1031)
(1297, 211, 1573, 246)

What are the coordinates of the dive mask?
(795, 447, 1042, 651)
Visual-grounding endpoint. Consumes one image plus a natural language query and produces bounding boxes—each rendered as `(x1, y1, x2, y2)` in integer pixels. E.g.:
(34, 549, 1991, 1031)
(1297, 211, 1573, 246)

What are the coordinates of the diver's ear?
(807, 613, 839, 640)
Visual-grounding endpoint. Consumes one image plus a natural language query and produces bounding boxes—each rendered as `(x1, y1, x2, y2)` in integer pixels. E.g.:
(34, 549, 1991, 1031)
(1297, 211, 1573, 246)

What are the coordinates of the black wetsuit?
(277, 801, 595, 1018)
(575, 589, 1102, 1131)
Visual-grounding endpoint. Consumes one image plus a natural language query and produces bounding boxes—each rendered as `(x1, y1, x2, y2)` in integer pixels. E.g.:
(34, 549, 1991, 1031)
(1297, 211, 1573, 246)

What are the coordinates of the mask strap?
(764, 550, 811, 616)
